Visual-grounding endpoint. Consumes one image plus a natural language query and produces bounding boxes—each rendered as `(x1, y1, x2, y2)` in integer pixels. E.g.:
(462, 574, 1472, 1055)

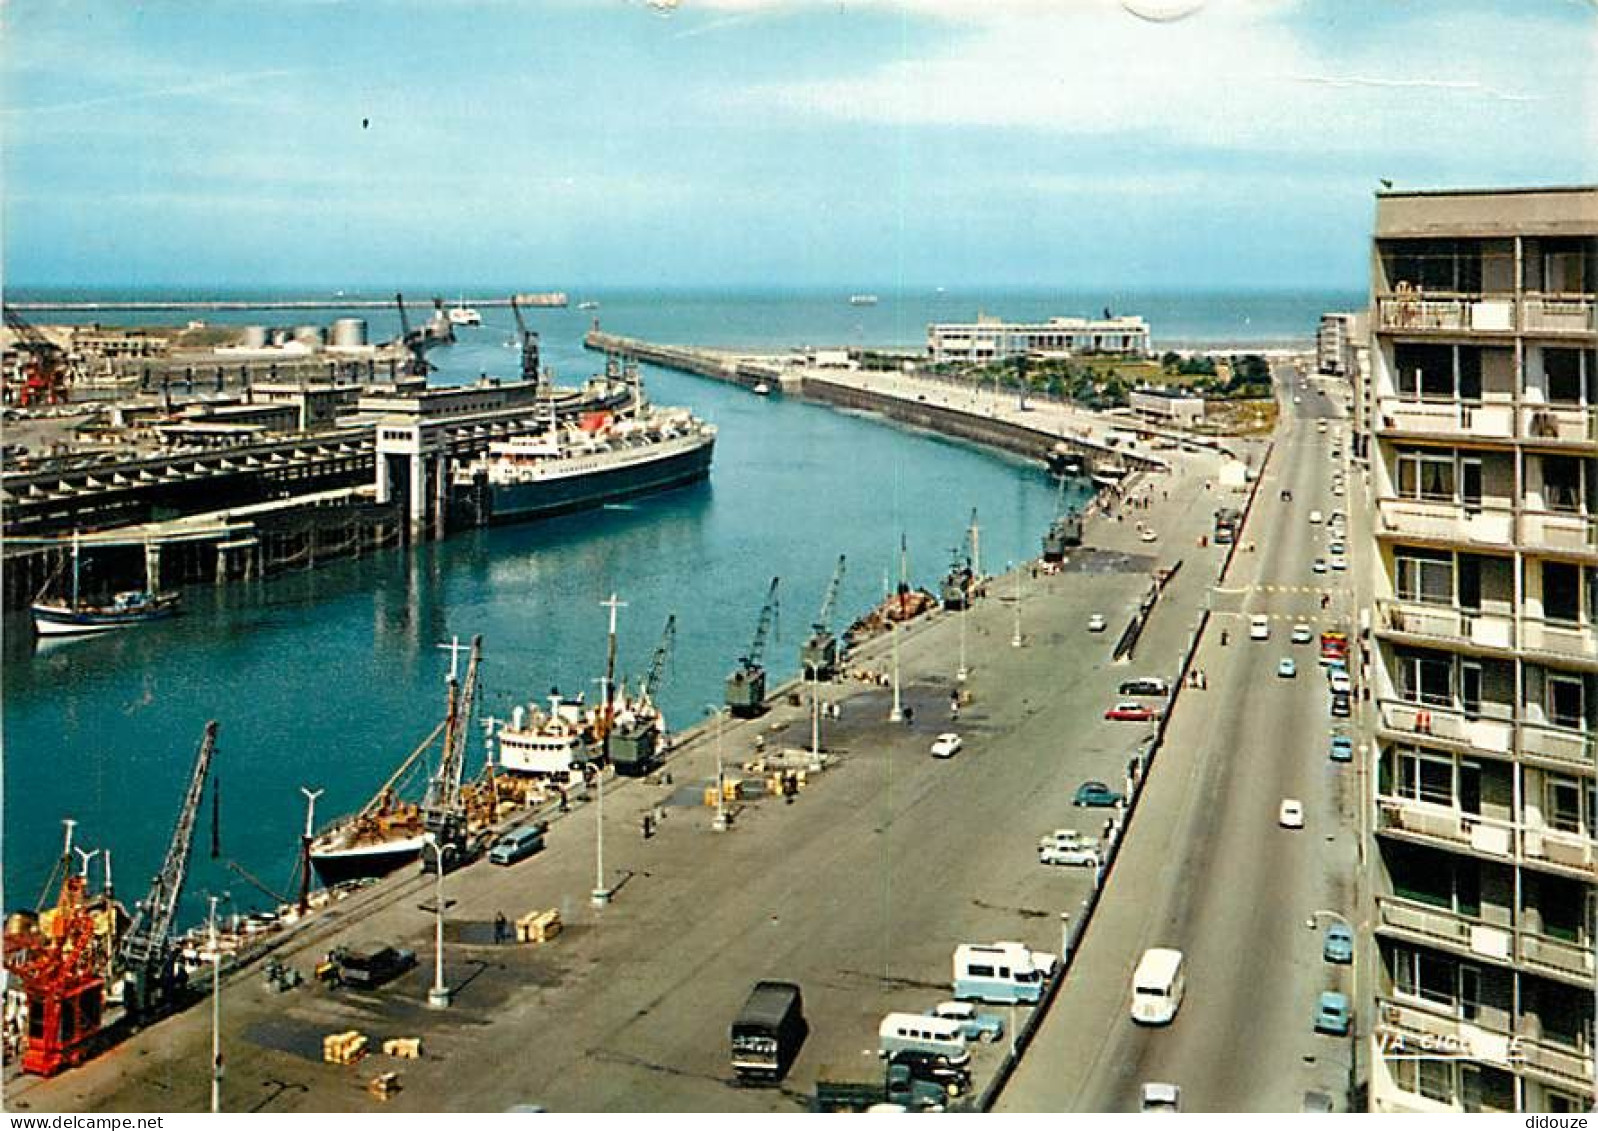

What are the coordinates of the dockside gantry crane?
(117, 720, 219, 1023)
(612, 614, 676, 776)
(508, 295, 543, 393)
(800, 555, 846, 680)
(3, 303, 73, 407)
(393, 292, 434, 378)
(726, 577, 780, 717)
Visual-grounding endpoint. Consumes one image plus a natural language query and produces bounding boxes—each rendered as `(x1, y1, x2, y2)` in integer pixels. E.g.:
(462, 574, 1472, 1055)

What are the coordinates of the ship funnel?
(512, 706, 526, 731)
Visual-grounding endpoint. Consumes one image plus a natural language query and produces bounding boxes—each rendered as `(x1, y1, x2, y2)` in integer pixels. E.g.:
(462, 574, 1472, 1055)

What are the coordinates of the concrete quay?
(10, 443, 1246, 1113)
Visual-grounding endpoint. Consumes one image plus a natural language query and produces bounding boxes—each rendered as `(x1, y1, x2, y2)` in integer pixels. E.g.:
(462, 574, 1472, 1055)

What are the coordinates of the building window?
(1391, 747, 1456, 806)
(1543, 348, 1592, 405)
(1397, 451, 1456, 501)
(1542, 456, 1585, 514)
(1541, 561, 1582, 624)
(1396, 548, 1454, 604)
(1544, 776, 1587, 833)
(1396, 649, 1454, 706)
(1547, 674, 1588, 730)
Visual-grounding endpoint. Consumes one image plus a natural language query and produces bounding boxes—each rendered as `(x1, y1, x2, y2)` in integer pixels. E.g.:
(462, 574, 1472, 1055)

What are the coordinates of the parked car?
(1278, 799, 1305, 829)
(1330, 691, 1351, 718)
(1314, 991, 1352, 1036)
(1074, 781, 1124, 808)
(1291, 622, 1313, 644)
(1329, 735, 1353, 763)
(1250, 614, 1270, 640)
(1328, 669, 1352, 695)
(927, 1001, 1004, 1044)
(1329, 540, 1345, 555)
(1038, 828, 1091, 852)
(1301, 1090, 1336, 1113)
(1140, 1082, 1182, 1113)
(488, 821, 549, 866)
(1323, 923, 1354, 964)
(1118, 676, 1170, 697)
(1105, 701, 1157, 722)
(1088, 613, 1108, 633)
(1039, 841, 1101, 867)
(930, 733, 963, 759)
(1278, 658, 1297, 679)
(1312, 558, 1327, 574)
(1139, 527, 1158, 543)
(1330, 556, 1347, 571)
(1309, 510, 1323, 525)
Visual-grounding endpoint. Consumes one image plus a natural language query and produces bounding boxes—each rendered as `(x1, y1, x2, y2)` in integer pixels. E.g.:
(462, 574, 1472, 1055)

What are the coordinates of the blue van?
(488, 822, 547, 866)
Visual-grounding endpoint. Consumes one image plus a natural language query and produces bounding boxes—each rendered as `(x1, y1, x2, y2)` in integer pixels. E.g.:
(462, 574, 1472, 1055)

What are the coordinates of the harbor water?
(0, 287, 1341, 926)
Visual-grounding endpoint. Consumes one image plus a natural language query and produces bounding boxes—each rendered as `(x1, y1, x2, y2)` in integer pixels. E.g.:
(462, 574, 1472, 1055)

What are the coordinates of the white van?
(952, 941, 1053, 1004)
(1130, 947, 1185, 1025)
(877, 1012, 970, 1066)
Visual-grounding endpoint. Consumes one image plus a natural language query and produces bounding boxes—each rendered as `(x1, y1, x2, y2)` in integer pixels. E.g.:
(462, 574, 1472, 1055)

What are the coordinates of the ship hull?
(31, 599, 180, 637)
(475, 436, 714, 525)
(309, 834, 427, 886)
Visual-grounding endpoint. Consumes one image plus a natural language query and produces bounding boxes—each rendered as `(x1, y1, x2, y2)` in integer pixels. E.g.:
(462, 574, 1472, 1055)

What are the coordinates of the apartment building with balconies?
(1365, 186, 1597, 1114)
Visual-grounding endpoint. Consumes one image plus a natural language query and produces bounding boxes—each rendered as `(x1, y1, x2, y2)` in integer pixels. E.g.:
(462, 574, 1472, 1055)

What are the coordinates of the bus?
(731, 981, 807, 1084)
(1319, 630, 1349, 666)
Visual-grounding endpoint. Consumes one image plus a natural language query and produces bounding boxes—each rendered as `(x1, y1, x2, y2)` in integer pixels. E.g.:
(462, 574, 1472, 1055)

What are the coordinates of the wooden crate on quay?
(515, 908, 562, 944)
(322, 1030, 368, 1065)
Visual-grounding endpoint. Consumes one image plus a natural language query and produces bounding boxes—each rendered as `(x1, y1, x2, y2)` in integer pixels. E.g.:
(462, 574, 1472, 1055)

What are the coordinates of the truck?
(328, 942, 417, 990)
(730, 981, 807, 1084)
(812, 1061, 959, 1112)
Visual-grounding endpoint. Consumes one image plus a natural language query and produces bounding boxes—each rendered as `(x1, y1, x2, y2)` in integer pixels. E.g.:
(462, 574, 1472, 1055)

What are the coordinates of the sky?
(3, 0, 1595, 290)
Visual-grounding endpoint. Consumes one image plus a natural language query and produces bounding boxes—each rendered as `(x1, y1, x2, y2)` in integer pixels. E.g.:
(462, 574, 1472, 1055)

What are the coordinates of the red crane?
(2, 304, 72, 408)
(3, 824, 111, 1076)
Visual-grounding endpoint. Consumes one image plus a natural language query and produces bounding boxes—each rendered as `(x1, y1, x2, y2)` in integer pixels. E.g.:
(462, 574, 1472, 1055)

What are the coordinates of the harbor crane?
(117, 720, 219, 1023)
(508, 295, 543, 392)
(393, 292, 434, 377)
(613, 614, 676, 776)
(3, 303, 73, 407)
(3, 820, 118, 1076)
(726, 577, 780, 717)
(421, 635, 482, 873)
(800, 555, 846, 679)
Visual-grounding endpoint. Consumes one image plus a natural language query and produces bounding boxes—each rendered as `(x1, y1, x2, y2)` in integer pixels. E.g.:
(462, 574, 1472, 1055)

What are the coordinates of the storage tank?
(242, 325, 269, 349)
(293, 324, 325, 346)
(330, 318, 368, 347)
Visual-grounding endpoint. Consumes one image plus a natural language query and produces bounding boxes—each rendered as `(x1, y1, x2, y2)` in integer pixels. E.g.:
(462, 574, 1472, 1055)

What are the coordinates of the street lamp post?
(1010, 562, 1022, 648)
(208, 895, 223, 1113)
(888, 617, 903, 722)
(707, 706, 728, 831)
(423, 835, 450, 1009)
(957, 601, 968, 683)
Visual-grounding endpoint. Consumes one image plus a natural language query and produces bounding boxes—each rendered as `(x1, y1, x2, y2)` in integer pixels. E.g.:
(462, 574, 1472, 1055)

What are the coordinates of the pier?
(584, 329, 1171, 478)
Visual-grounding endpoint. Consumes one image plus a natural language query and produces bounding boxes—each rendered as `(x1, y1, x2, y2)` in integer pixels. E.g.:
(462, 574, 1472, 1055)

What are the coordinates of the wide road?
(999, 361, 1363, 1113)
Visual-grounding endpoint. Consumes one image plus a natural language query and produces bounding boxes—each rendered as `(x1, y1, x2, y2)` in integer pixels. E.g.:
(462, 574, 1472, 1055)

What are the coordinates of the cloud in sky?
(3, 0, 1594, 288)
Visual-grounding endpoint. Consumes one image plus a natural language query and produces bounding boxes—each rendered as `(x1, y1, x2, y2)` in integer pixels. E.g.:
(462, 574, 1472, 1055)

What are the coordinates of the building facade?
(1129, 387, 1204, 426)
(1319, 311, 1369, 379)
(1364, 186, 1597, 1113)
(927, 314, 1150, 364)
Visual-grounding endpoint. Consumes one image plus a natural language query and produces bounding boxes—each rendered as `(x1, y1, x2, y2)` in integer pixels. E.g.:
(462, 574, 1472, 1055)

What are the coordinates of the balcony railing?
(1521, 826, 1597, 880)
(1517, 930, 1597, 983)
(1520, 618, 1598, 669)
(1375, 398, 1516, 440)
(1376, 796, 1516, 858)
(1521, 404, 1598, 445)
(1519, 720, 1597, 772)
(1375, 497, 1516, 549)
(1376, 697, 1515, 757)
(1377, 294, 1518, 334)
(1521, 295, 1598, 336)
(1375, 598, 1516, 653)
(1376, 998, 1596, 1090)
(1519, 509, 1598, 556)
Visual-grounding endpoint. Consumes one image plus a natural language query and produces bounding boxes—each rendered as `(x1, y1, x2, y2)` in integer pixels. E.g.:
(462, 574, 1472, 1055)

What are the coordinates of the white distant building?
(1129, 387, 1205, 425)
(1316, 311, 1367, 377)
(927, 313, 1151, 364)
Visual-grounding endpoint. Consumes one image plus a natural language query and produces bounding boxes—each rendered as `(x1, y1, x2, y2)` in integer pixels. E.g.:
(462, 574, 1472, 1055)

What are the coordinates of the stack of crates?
(515, 908, 562, 944)
(382, 1038, 422, 1060)
(323, 1030, 368, 1065)
(366, 1071, 402, 1099)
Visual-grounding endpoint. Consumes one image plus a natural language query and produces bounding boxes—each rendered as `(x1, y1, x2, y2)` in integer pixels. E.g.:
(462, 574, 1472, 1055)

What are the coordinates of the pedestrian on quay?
(494, 912, 508, 944)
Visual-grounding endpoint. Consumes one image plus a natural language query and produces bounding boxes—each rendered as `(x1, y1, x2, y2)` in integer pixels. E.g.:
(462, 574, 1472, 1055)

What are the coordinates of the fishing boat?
(31, 534, 181, 637)
(496, 695, 596, 781)
(576, 300, 600, 311)
(447, 299, 482, 326)
(310, 638, 485, 884)
(752, 383, 771, 396)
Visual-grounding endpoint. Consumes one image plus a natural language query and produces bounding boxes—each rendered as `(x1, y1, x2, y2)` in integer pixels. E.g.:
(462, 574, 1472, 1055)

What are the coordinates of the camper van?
(877, 1012, 970, 1067)
(951, 942, 1054, 1005)
(1130, 948, 1185, 1025)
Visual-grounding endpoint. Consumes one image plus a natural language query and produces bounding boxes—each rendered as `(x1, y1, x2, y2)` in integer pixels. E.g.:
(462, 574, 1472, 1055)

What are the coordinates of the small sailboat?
(31, 533, 181, 637)
(752, 382, 772, 396)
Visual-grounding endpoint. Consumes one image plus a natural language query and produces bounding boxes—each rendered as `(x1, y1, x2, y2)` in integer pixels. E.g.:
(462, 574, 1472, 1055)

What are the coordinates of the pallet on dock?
(323, 1030, 368, 1065)
(366, 1071, 402, 1100)
(516, 908, 562, 944)
(382, 1037, 422, 1059)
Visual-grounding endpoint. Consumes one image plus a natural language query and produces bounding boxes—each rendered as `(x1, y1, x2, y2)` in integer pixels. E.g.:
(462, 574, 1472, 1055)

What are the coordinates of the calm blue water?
(1, 287, 1348, 924)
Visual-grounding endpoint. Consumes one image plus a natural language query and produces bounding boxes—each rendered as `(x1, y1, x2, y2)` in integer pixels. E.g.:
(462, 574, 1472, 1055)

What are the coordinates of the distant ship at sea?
(515, 292, 569, 308)
(848, 294, 879, 306)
